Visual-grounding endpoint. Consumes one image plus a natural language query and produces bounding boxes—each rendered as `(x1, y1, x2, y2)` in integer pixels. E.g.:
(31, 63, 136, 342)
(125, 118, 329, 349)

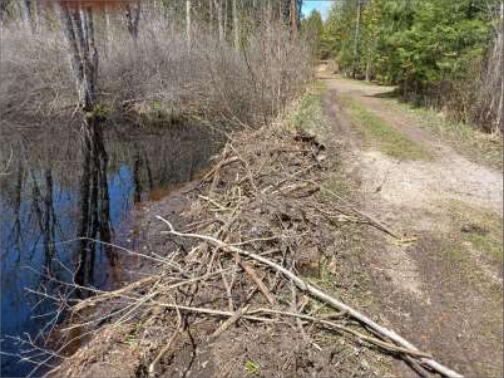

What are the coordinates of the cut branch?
(156, 215, 463, 378)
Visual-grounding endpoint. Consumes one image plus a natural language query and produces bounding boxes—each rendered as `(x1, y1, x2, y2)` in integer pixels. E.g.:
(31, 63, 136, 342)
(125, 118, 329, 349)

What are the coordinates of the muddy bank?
(0, 120, 221, 377)
(48, 113, 399, 378)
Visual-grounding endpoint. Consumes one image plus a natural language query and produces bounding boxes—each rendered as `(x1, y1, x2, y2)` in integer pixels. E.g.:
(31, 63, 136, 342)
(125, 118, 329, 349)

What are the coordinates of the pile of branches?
(48, 124, 461, 378)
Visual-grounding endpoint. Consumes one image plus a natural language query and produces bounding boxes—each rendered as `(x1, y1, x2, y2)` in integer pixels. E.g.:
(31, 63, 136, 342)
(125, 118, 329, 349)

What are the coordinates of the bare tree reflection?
(75, 119, 114, 295)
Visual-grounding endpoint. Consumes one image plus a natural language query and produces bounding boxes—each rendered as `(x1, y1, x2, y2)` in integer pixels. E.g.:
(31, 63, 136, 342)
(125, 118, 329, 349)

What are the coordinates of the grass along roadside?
(339, 95, 430, 161)
(288, 86, 394, 375)
(378, 95, 503, 170)
(446, 199, 503, 266)
(288, 82, 328, 139)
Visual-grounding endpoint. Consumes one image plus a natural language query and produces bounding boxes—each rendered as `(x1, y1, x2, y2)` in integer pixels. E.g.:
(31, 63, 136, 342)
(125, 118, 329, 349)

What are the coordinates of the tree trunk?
(365, 60, 371, 82)
(215, 0, 224, 42)
(209, 0, 214, 34)
(498, 2, 504, 132)
(58, 3, 98, 111)
(290, 0, 297, 40)
(232, 0, 239, 50)
(104, 9, 111, 56)
(20, 0, 34, 31)
(266, 0, 273, 31)
(353, 0, 362, 78)
(125, 1, 141, 39)
(224, 0, 228, 39)
(186, 0, 192, 49)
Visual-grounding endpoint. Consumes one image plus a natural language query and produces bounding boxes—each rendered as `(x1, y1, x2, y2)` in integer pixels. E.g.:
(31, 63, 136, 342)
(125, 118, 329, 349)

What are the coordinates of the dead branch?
(156, 216, 462, 378)
(148, 302, 183, 378)
(235, 255, 276, 305)
(306, 180, 402, 239)
(73, 276, 159, 312)
(209, 304, 250, 341)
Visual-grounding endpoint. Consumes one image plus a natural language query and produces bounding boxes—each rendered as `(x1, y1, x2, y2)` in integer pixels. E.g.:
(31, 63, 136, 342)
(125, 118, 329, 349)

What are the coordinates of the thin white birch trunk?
(186, 0, 192, 49)
(233, 0, 239, 50)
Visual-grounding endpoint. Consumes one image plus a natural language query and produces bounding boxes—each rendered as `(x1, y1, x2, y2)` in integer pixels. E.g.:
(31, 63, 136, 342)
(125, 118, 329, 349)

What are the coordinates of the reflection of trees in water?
(1, 121, 218, 276)
(0, 119, 220, 374)
(30, 168, 57, 275)
(76, 119, 114, 294)
(10, 159, 24, 262)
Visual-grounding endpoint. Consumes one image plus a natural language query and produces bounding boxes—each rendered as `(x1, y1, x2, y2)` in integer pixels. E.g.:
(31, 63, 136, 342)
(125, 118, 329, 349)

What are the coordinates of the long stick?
(304, 179, 401, 239)
(157, 216, 463, 378)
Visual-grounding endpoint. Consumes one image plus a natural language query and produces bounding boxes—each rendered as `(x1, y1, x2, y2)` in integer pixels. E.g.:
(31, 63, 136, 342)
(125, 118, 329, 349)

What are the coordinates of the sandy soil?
(321, 75, 503, 377)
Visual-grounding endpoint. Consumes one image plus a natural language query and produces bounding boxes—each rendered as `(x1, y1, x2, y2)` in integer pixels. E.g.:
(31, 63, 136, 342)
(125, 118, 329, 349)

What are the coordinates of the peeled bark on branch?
(157, 216, 464, 378)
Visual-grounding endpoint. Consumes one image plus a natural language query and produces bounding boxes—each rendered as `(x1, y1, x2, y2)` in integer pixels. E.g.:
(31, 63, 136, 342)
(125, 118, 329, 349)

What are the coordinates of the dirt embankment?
(43, 73, 502, 378)
(49, 110, 402, 378)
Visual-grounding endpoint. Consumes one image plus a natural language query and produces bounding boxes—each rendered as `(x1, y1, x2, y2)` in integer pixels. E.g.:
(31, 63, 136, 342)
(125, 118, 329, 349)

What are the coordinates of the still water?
(0, 120, 218, 376)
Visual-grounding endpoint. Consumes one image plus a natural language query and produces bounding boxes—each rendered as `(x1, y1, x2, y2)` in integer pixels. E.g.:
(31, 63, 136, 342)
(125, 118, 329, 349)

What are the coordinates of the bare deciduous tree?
(125, 1, 141, 39)
(58, 2, 98, 112)
(186, 0, 192, 49)
(233, 0, 239, 49)
(290, 0, 297, 40)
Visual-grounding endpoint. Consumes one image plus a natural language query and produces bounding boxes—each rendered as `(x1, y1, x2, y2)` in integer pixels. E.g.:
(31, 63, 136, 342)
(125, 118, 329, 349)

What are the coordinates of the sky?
(301, 0, 333, 21)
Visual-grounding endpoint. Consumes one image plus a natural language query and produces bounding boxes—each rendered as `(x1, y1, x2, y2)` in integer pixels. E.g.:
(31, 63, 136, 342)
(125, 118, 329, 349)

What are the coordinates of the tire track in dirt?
(321, 76, 503, 377)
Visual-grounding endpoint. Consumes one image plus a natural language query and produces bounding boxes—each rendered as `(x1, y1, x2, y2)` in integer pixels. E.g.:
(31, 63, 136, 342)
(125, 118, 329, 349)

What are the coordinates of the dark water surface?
(0, 120, 218, 377)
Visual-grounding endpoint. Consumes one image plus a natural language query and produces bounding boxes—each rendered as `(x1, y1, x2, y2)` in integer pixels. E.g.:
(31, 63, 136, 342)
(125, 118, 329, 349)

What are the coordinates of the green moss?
(130, 100, 186, 128)
(340, 96, 430, 161)
(92, 104, 112, 118)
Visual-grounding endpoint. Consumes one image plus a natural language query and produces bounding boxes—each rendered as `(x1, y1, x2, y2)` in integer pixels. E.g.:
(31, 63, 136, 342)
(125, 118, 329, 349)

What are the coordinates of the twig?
(203, 157, 239, 182)
(148, 302, 183, 378)
(146, 301, 273, 323)
(73, 276, 159, 312)
(306, 180, 402, 239)
(156, 216, 462, 378)
(198, 195, 229, 211)
(209, 305, 250, 341)
(236, 256, 275, 305)
(249, 308, 430, 358)
(219, 261, 235, 312)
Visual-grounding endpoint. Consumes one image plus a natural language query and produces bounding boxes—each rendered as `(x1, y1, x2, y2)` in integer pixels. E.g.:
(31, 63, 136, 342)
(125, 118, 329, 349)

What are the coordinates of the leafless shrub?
(0, 23, 75, 127)
(0, 9, 312, 131)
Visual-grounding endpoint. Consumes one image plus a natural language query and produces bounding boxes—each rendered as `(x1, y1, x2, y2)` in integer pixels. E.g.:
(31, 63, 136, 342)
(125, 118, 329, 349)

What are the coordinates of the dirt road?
(321, 75, 503, 377)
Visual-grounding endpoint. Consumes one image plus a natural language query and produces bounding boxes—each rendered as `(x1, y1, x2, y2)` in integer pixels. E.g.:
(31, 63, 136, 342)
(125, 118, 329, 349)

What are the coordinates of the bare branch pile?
(48, 122, 461, 378)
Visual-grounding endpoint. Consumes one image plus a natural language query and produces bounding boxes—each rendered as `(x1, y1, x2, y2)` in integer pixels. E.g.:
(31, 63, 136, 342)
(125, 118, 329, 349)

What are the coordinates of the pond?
(0, 119, 219, 377)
